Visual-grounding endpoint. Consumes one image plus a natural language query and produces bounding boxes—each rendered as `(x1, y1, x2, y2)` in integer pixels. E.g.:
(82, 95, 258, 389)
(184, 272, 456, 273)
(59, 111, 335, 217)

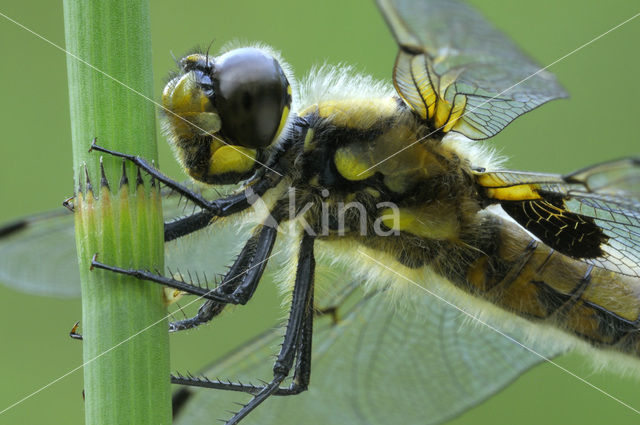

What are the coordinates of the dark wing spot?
(501, 195, 608, 259)
(0, 220, 28, 238)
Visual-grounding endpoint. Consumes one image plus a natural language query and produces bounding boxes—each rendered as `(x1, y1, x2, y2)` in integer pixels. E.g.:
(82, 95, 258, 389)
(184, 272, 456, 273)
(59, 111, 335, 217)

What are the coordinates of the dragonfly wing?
(174, 276, 562, 425)
(0, 183, 240, 297)
(377, 0, 567, 139)
(0, 210, 80, 297)
(477, 158, 640, 277)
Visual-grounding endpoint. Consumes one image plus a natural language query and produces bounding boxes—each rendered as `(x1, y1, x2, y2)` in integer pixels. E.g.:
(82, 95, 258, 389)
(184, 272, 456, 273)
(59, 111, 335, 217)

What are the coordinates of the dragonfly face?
(162, 48, 292, 184)
(0, 1, 639, 424)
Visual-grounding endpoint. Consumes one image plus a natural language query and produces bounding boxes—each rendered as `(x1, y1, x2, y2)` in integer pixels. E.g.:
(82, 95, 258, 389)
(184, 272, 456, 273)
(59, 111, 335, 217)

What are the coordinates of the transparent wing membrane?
(477, 158, 640, 277)
(0, 183, 237, 296)
(378, 0, 567, 139)
(174, 277, 560, 425)
(0, 210, 79, 296)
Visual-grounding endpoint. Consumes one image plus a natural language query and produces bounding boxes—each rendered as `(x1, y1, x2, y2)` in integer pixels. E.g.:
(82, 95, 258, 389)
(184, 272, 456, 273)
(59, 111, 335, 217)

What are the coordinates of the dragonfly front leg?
(89, 138, 281, 220)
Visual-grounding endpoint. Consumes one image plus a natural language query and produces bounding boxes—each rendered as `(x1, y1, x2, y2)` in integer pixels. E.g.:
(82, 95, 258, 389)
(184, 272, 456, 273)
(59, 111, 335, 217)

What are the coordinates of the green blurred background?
(0, 0, 638, 424)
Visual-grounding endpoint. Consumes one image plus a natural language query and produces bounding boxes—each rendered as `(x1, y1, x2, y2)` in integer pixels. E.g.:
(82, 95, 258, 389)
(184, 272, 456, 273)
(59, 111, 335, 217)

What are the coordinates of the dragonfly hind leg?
(172, 234, 316, 425)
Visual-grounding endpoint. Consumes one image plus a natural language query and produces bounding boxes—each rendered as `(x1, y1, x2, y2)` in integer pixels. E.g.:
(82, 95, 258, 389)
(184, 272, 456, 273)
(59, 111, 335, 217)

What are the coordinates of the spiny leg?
(73, 215, 280, 340)
(89, 138, 281, 216)
(162, 172, 280, 242)
(224, 233, 315, 424)
(164, 211, 215, 242)
(70, 233, 279, 340)
(171, 280, 365, 417)
(168, 220, 281, 332)
(90, 253, 226, 302)
(171, 277, 315, 396)
(172, 234, 316, 424)
(91, 218, 279, 304)
(71, 140, 282, 340)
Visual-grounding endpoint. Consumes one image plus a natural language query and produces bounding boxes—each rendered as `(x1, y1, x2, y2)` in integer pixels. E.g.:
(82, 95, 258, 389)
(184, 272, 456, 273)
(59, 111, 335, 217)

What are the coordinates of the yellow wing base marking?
(394, 51, 472, 135)
(476, 173, 544, 201)
(485, 185, 543, 202)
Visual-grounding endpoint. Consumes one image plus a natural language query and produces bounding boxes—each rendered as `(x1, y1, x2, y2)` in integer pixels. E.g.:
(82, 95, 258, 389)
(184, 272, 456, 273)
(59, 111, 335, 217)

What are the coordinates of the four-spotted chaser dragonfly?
(1, 0, 639, 424)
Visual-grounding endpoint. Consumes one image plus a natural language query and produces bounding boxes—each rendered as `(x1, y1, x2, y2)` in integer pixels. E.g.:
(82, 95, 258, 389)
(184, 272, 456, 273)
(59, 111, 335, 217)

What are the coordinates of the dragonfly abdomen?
(466, 217, 640, 357)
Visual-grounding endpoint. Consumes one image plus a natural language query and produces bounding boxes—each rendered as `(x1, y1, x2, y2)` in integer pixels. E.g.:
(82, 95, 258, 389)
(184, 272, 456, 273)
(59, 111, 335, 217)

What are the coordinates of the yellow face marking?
(334, 147, 375, 181)
(209, 145, 256, 175)
(486, 184, 542, 201)
(162, 72, 221, 138)
(163, 72, 212, 114)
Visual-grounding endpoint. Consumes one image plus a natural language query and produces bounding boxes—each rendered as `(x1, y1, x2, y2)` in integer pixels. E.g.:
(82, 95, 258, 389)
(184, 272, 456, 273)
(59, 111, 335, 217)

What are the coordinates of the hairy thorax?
(274, 97, 489, 270)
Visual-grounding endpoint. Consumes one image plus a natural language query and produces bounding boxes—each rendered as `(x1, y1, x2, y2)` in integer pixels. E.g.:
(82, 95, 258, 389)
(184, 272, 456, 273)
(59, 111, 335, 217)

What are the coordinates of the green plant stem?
(63, 1, 171, 424)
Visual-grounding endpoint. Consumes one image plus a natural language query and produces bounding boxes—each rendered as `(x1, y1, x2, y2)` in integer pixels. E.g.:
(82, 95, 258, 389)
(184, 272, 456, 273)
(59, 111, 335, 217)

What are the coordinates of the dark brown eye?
(212, 48, 291, 149)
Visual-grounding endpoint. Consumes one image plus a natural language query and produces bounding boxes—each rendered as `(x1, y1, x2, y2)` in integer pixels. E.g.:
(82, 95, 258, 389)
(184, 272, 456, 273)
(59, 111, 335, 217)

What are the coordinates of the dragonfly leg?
(171, 282, 364, 418)
(172, 234, 316, 425)
(89, 138, 281, 216)
(91, 219, 278, 304)
(170, 305, 312, 419)
(164, 211, 215, 242)
(69, 321, 83, 340)
(90, 254, 229, 302)
(170, 285, 314, 394)
(162, 171, 280, 242)
(168, 220, 280, 332)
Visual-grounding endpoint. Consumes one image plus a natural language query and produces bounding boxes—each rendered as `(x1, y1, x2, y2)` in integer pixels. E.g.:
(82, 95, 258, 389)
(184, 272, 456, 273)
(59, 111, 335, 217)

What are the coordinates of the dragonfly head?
(162, 47, 292, 184)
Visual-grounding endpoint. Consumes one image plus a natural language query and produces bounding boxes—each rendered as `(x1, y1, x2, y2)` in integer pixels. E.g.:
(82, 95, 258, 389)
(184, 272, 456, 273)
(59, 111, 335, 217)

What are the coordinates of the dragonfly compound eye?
(161, 48, 294, 185)
(212, 47, 291, 149)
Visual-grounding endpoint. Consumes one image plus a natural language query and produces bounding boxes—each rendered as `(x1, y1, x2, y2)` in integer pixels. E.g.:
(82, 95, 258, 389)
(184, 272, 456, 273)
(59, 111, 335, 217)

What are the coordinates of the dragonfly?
(1, 0, 638, 424)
